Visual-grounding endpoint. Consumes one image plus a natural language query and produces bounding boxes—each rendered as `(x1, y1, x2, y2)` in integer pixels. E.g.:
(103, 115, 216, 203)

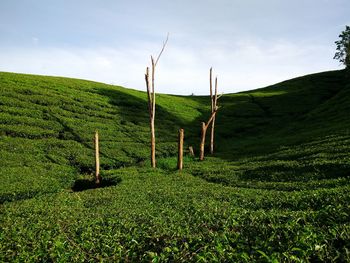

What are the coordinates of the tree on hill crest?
(334, 25, 350, 69)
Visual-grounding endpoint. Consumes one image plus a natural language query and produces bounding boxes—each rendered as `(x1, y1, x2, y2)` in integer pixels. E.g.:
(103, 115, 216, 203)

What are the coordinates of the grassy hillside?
(1, 70, 350, 262)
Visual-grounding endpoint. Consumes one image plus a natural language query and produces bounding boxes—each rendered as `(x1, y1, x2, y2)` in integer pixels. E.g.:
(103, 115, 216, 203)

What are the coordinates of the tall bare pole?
(94, 130, 101, 184)
(209, 68, 221, 155)
(210, 75, 219, 154)
(144, 34, 169, 168)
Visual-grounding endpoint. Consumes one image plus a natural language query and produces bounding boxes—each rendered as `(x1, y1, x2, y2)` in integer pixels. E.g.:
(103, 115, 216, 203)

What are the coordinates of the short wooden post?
(177, 128, 184, 170)
(95, 130, 101, 184)
(199, 122, 206, 161)
(189, 146, 195, 157)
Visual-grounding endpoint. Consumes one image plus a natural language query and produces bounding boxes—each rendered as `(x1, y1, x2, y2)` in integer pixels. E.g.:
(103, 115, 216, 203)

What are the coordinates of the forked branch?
(155, 33, 169, 66)
(200, 67, 222, 160)
(144, 34, 169, 168)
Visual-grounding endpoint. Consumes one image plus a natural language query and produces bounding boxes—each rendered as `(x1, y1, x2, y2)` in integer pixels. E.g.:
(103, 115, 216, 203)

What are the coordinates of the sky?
(0, 0, 349, 95)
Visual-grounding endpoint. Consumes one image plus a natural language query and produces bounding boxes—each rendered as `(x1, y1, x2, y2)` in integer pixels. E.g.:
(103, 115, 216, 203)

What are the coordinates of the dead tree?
(199, 68, 221, 160)
(177, 128, 184, 170)
(94, 130, 101, 184)
(144, 34, 169, 168)
(209, 68, 222, 154)
(199, 110, 217, 161)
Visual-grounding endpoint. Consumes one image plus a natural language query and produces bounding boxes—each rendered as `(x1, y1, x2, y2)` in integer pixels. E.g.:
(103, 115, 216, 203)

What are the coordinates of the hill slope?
(1, 70, 350, 262)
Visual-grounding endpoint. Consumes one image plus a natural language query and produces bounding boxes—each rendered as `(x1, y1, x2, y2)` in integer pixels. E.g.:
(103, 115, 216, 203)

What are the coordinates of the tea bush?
(1, 70, 350, 261)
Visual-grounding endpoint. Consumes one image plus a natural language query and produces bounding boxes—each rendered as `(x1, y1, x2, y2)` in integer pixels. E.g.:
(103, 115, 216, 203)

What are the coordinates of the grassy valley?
(1, 70, 350, 262)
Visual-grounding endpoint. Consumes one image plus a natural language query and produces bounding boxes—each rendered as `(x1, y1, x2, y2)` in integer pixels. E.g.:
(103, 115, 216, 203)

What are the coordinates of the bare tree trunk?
(144, 34, 168, 168)
(199, 111, 217, 161)
(150, 57, 156, 168)
(199, 122, 206, 161)
(210, 117, 215, 154)
(210, 71, 219, 155)
(151, 118, 156, 168)
(94, 130, 101, 184)
(145, 67, 156, 168)
(177, 128, 184, 170)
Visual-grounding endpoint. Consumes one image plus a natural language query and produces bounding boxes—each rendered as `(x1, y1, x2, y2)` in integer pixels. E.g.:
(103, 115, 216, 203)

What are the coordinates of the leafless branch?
(151, 56, 156, 120)
(155, 33, 169, 66)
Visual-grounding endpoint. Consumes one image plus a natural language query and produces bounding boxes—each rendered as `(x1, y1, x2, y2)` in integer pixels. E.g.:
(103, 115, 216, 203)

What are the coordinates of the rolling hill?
(1, 70, 350, 262)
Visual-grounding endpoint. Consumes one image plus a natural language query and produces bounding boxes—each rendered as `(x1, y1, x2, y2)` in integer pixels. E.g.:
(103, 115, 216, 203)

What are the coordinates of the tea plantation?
(1, 70, 350, 262)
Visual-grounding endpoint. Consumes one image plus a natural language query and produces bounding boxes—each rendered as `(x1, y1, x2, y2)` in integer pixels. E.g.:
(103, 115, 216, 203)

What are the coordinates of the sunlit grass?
(1, 70, 350, 261)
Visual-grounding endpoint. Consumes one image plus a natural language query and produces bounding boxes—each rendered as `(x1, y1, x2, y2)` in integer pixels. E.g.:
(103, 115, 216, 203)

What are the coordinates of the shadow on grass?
(71, 177, 121, 192)
(95, 70, 348, 164)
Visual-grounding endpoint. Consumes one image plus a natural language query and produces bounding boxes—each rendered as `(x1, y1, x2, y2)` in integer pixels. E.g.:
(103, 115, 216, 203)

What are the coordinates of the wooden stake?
(177, 128, 184, 170)
(94, 130, 101, 184)
(200, 122, 206, 161)
(189, 146, 195, 157)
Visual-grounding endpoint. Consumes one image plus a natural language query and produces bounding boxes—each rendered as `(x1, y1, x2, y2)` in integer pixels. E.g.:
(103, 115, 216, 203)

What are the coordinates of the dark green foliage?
(334, 25, 350, 68)
(1, 70, 350, 262)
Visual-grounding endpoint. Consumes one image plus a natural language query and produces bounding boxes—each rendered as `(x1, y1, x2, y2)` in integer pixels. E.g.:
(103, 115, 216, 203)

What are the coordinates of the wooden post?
(189, 146, 195, 157)
(177, 128, 184, 170)
(199, 122, 206, 161)
(94, 130, 101, 184)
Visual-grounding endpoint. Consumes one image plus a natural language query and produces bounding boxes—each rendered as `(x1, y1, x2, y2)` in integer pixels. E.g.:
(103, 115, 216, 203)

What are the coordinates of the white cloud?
(0, 39, 341, 95)
(0, 0, 347, 95)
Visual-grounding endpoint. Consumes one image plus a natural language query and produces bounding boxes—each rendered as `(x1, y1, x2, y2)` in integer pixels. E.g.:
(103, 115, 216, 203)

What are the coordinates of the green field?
(1, 70, 350, 262)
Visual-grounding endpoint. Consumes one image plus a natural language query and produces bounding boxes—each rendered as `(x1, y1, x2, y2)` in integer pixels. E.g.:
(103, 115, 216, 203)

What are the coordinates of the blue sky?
(0, 0, 349, 95)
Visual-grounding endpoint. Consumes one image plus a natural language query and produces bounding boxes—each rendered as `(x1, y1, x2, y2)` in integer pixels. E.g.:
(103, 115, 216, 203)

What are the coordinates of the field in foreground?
(1, 70, 350, 262)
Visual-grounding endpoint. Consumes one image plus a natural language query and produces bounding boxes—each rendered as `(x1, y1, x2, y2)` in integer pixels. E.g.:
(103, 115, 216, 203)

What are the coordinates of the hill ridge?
(1, 69, 350, 262)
